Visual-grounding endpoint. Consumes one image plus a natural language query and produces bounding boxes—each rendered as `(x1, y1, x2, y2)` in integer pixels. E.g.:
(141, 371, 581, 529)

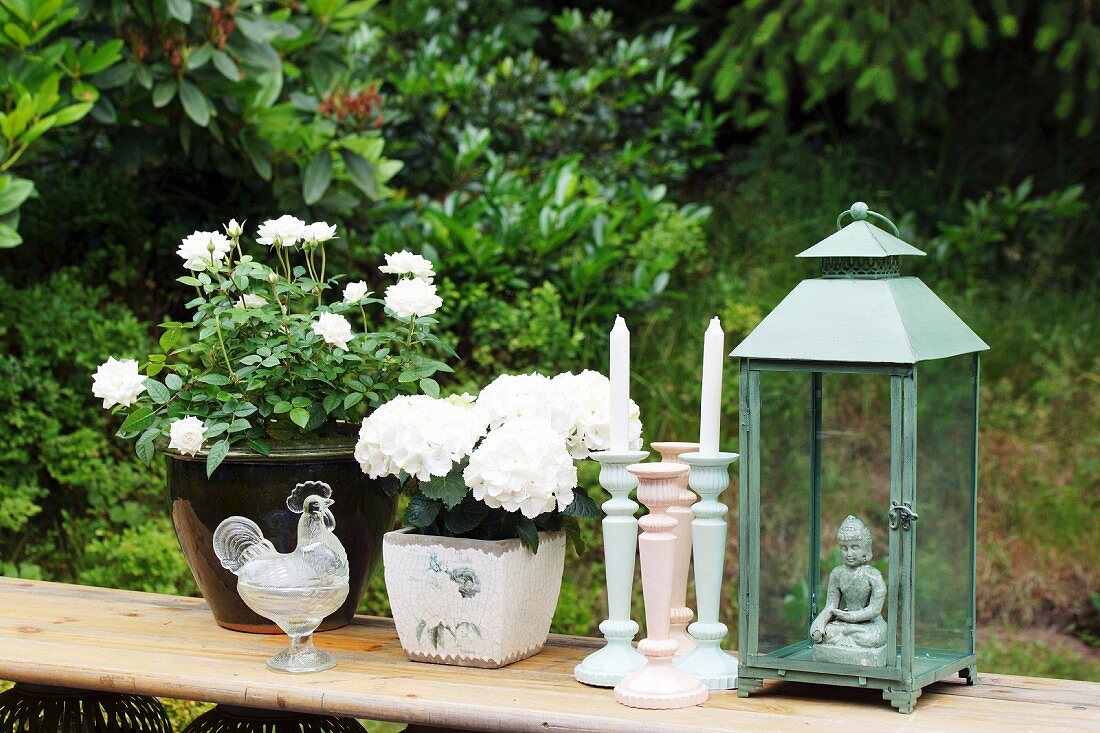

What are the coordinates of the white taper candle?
(698, 316, 724, 457)
(609, 315, 630, 452)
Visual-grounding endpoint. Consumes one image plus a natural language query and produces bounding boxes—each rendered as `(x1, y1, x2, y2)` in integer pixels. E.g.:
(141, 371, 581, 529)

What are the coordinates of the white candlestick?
(698, 317, 724, 457)
(610, 315, 630, 452)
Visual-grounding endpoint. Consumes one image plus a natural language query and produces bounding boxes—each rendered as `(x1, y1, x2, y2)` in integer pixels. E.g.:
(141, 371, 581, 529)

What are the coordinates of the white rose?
(342, 280, 370, 303)
(355, 395, 487, 481)
(384, 278, 442, 319)
(223, 218, 244, 237)
(303, 221, 337, 244)
(256, 215, 307, 247)
(177, 231, 233, 271)
(311, 312, 354, 350)
(168, 416, 206, 456)
(379, 251, 435, 281)
(463, 417, 577, 518)
(92, 357, 147, 409)
(235, 294, 268, 308)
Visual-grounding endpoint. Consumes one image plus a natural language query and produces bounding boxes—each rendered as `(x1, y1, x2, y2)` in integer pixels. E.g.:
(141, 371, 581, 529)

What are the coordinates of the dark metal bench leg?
(0, 682, 172, 732)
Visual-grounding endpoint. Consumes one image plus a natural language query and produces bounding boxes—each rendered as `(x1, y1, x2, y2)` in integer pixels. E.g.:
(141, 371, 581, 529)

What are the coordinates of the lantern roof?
(731, 203, 989, 364)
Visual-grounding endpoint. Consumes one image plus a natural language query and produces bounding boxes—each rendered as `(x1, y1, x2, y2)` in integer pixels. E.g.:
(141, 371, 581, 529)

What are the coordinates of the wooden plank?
(0, 579, 1097, 732)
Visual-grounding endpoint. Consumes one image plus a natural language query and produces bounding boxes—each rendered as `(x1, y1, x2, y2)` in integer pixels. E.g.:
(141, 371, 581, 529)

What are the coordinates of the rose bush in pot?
(93, 217, 453, 631)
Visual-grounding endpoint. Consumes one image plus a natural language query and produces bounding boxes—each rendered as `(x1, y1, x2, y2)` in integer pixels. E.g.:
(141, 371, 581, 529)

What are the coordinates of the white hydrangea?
(303, 221, 337, 244)
(355, 395, 488, 482)
(256, 215, 307, 247)
(177, 230, 233, 270)
(92, 357, 147, 409)
(168, 416, 205, 456)
(551, 370, 643, 458)
(474, 372, 576, 436)
(379, 250, 435, 281)
(311, 312, 354, 350)
(342, 280, 369, 303)
(384, 278, 443, 318)
(463, 417, 577, 519)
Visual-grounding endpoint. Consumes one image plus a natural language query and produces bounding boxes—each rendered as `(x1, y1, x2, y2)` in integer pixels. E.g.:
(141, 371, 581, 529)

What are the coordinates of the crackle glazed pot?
(166, 435, 398, 634)
(383, 528, 566, 668)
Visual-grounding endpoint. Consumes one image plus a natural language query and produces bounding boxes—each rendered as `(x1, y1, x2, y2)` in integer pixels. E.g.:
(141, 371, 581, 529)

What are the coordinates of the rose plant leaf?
(206, 440, 231, 478)
(135, 428, 159, 466)
(118, 406, 155, 435)
(288, 407, 310, 428)
(143, 378, 171, 404)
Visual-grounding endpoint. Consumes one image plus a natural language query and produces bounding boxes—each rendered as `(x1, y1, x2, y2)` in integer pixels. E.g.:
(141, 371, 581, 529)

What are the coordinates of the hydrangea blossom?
(168, 416, 206, 456)
(256, 215, 307, 247)
(91, 357, 147, 409)
(311, 312, 354, 350)
(355, 395, 488, 481)
(463, 417, 577, 518)
(177, 231, 233, 270)
(475, 372, 576, 436)
(384, 278, 443, 318)
(379, 250, 435, 281)
(551, 370, 643, 458)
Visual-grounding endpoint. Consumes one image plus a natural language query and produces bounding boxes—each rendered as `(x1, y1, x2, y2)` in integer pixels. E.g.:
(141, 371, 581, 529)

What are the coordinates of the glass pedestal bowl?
(237, 582, 350, 673)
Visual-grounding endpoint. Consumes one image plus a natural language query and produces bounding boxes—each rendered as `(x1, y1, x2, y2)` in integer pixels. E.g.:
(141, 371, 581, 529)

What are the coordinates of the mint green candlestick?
(574, 449, 650, 687)
(674, 451, 740, 690)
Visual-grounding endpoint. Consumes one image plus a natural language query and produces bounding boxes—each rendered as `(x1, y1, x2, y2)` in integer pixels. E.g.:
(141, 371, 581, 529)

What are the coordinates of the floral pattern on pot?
(384, 528, 566, 668)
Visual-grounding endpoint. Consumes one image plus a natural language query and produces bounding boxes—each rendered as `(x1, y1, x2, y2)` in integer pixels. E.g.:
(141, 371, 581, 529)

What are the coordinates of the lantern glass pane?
(756, 369, 812, 655)
(817, 373, 894, 666)
(915, 354, 977, 666)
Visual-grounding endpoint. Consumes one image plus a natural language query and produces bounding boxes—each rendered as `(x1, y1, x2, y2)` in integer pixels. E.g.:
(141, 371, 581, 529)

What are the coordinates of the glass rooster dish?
(213, 481, 350, 673)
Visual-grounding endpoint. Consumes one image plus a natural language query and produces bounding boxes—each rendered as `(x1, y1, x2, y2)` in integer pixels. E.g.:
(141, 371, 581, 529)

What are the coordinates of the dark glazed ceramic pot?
(166, 436, 398, 633)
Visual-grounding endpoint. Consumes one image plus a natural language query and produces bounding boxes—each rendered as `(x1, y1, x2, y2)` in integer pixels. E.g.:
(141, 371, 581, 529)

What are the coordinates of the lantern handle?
(837, 202, 900, 237)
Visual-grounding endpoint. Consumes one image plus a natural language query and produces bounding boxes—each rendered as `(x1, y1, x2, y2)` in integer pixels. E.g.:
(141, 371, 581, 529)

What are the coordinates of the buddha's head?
(836, 515, 873, 566)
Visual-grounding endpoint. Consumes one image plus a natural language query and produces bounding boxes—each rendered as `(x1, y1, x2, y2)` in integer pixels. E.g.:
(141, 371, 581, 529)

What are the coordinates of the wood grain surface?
(0, 578, 1095, 732)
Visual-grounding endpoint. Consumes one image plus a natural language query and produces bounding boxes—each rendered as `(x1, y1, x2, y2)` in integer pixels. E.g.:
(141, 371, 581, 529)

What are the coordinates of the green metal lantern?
(732, 203, 987, 713)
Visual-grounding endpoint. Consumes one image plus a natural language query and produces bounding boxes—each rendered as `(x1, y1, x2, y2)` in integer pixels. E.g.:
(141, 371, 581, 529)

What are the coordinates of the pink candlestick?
(650, 441, 699, 657)
(615, 463, 709, 710)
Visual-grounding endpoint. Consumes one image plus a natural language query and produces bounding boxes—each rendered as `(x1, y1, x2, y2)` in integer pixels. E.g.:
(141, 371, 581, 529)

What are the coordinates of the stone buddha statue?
(809, 515, 888, 666)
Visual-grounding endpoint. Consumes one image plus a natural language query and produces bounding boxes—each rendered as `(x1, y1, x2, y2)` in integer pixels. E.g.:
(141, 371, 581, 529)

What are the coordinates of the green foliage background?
(0, 2, 1097, 720)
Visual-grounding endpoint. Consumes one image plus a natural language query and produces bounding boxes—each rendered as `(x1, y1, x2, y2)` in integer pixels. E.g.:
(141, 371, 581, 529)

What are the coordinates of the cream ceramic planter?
(383, 528, 566, 668)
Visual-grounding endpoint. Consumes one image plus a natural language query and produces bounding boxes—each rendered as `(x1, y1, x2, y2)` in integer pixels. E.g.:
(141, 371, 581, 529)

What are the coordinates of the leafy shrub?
(681, 0, 1100, 138)
(0, 271, 165, 582)
(371, 2, 722, 192)
(0, 0, 122, 245)
(376, 150, 709, 373)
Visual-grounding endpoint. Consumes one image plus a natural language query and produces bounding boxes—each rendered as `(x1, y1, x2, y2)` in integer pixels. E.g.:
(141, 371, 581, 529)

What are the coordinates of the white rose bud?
(343, 280, 370, 303)
(379, 250, 435, 281)
(92, 357, 147, 409)
(311, 312, 354, 350)
(235, 294, 268, 308)
(384, 278, 443, 319)
(267, 270, 280, 284)
(223, 218, 244, 238)
(168, 416, 206, 456)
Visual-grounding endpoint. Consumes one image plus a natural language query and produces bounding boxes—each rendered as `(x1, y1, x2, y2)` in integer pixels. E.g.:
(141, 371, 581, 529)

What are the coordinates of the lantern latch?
(888, 501, 919, 531)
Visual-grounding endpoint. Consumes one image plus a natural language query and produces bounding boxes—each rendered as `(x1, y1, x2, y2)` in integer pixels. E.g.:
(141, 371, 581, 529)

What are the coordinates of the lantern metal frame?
(732, 204, 986, 714)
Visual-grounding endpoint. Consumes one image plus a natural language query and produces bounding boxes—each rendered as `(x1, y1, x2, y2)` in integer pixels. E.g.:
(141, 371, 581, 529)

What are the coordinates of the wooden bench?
(1, 578, 1096, 732)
